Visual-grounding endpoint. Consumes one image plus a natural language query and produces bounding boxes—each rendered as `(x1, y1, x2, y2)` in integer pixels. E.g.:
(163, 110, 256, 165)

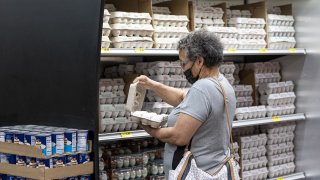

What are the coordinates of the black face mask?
(183, 62, 199, 84)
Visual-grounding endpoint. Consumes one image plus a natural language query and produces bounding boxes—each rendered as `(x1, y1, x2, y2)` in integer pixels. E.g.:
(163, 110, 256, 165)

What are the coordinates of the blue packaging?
(78, 153, 90, 164)
(16, 177, 26, 180)
(16, 155, 26, 166)
(5, 175, 15, 180)
(79, 175, 91, 180)
(13, 130, 27, 144)
(76, 130, 88, 152)
(5, 130, 15, 143)
(24, 132, 38, 146)
(53, 156, 66, 168)
(66, 154, 78, 166)
(6, 154, 16, 164)
(26, 157, 37, 168)
(36, 158, 53, 169)
(52, 131, 65, 155)
(0, 174, 6, 180)
(64, 129, 77, 153)
(35, 133, 52, 156)
(68, 177, 78, 180)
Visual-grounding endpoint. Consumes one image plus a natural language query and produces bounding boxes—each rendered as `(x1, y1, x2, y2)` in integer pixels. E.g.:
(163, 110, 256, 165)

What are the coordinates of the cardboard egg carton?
(267, 152, 295, 166)
(266, 142, 294, 156)
(242, 156, 268, 171)
(101, 36, 111, 49)
(110, 24, 154, 37)
(154, 38, 180, 49)
(240, 134, 268, 149)
(220, 38, 239, 49)
(268, 37, 296, 49)
(268, 162, 295, 178)
(268, 26, 295, 37)
(260, 122, 296, 134)
(194, 7, 224, 19)
(103, 9, 111, 23)
(245, 62, 281, 74)
(102, 23, 111, 36)
(235, 106, 267, 120)
(237, 29, 266, 39)
(153, 26, 189, 38)
(267, 132, 295, 145)
(100, 117, 138, 133)
(267, 14, 294, 26)
(100, 104, 130, 119)
(241, 146, 267, 160)
(259, 81, 294, 95)
(126, 83, 146, 112)
(110, 12, 152, 24)
(99, 91, 126, 105)
(238, 39, 267, 49)
(242, 167, 268, 180)
(228, 18, 266, 29)
(233, 85, 253, 97)
(205, 27, 238, 39)
(111, 37, 153, 48)
(152, 6, 171, 15)
(266, 104, 295, 117)
(142, 102, 174, 115)
(131, 111, 168, 128)
(236, 96, 253, 108)
(99, 78, 125, 92)
(254, 73, 281, 84)
(153, 14, 189, 27)
(260, 92, 296, 106)
(104, 4, 116, 12)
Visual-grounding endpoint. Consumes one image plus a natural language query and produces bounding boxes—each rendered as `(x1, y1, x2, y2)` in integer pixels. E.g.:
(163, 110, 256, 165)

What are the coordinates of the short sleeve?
(179, 87, 212, 122)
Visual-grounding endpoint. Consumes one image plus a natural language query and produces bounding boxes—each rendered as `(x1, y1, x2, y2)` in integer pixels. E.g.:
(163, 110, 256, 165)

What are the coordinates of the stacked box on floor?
(261, 122, 296, 178)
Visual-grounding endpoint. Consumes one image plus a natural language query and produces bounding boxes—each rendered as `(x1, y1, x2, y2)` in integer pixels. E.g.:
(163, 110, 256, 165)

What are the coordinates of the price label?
(227, 48, 237, 53)
(101, 48, 110, 53)
(276, 177, 284, 180)
(135, 48, 145, 53)
(259, 48, 267, 53)
(120, 132, 133, 138)
(288, 48, 297, 53)
(272, 116, 281, 122)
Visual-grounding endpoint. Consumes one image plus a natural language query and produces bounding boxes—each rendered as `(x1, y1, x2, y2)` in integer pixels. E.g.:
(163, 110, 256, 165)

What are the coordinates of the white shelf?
(268, 172, 305, 180)
(99, 113, 305, 142)
(100, 48, 306, 57)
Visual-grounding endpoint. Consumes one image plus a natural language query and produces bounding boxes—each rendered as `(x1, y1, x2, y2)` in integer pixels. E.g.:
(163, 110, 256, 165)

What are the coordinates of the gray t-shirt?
(164, 74, 236, 178)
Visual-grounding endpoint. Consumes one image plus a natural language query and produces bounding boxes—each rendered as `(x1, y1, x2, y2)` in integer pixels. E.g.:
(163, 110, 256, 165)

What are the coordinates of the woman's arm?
(134, 75, 186, 107)
(140, 113, 202, 146)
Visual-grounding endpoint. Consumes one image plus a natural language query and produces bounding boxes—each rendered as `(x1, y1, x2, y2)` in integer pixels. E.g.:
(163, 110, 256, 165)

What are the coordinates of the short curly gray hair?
(177, 30, 224, 67)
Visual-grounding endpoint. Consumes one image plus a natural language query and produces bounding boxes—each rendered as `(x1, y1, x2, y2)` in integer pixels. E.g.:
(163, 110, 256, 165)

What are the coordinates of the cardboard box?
(105, 0, 152, 14)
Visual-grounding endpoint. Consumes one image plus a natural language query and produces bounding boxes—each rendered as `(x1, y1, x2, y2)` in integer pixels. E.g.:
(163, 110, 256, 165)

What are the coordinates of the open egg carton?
(258, 81, 294, 95)
(268, 37, 296, 49)
(244, 62, 280, 74)
(111, 36, 153, 48)
(131, 111, 168, 128)
(228, 18, 266, 29)
(152, 6, 171, 15)
(236, 96, 253, 108)
(254, 73, 281, 84)
(267, 152, 295, 167)
(240, 134, 268, 149)
(238, 39, 267, 49)
(237, 29, 266, 40)
(142, 102, 174, 115)
(235, 106, 267, 120)
(260, 92, 296, 106)
(268, 162, 296, 178)
(242, 167, 268, 180)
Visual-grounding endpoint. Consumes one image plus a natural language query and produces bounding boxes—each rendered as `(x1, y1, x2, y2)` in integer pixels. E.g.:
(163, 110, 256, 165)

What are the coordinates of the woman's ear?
(197, 56, 205, 66)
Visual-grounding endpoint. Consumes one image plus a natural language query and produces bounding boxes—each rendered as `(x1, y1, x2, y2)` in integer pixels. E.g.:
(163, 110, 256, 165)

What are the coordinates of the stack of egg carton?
(152, 6, 171, 15)
(194, 7, 225, 30)
(99, 78, 139, 134)
(226, 9, 252, 20)
(259, 80, 296, 117)
(267, 13, 296, 49)
(220, 62, 237, 86)
(104, 64, 136, 78)
(101, 6, 112, 49)
(261, 122, 296, 178)
(205, 26, 239, 49)
(153, 13, 189, 49)
(109, 10, 154, 48)
(244, 62, 281, 86)
(240, 134, 268, 180)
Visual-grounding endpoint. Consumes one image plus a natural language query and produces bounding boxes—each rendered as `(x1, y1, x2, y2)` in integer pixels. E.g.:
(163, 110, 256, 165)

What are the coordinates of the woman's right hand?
(133, 75, 158, 90)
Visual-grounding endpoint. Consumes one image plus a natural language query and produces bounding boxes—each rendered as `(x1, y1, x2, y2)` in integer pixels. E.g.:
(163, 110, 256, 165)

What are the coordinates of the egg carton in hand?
(268, 14, 294, 26)
(110, 24, 154, 37)
(268, 37, 296, 49)
(268, 26, 295, 37)
(238, 39, 267, 49)
(267, 152, 295, 166)
(111, 36, 153, 48)
(228, 18, 266, 29)
(255, 73, 281, 84)
(153, 26, 189, 39)
(131, 111, 168, 128)
(242, 167, 268, 180)
(233, 85, 253, 97)
(153, 14, 189, 27)
(100, 117, 138, 133)
(110, 12, 152, 24)
(143, 102, 174, 114)
(237, 29, 266, 40)
(236, 96, 253, 108)
(268, 162, 295, 178)
(235, 106, 267, 120)
(259, 81, 294, 95)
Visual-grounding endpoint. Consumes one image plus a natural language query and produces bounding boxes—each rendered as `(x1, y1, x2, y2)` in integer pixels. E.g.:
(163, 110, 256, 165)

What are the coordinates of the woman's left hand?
(139, 123, 159, 137)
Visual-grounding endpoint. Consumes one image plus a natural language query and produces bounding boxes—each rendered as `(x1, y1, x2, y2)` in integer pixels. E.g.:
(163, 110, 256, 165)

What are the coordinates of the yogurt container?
(37, 158, 53, 169)
(65, 129, 77, 153)
(78, 153, 90, 164)
(66, 154, 79, 166)
(16, 155, 26, 166)
(51, 131, 65, 155)
(77, 130, 88, 152)
(24, 132, 38, 146)
(6, 175, 15, 180)
(26, 156, 37, 168)
(53, 156, 66, 168)
(35, 133, 52, 156)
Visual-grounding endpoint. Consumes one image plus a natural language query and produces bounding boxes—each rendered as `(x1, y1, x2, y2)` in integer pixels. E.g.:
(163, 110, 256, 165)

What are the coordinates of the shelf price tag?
(276, 177, 284, 180)
(120, 132, 133, 138)
(288, 48, 297, 53)
(101, 48, 110, 53)
(272, 116, 281, 122)
(134, 48, 145, 53)
(259, 48, 267, 53)
(227, 48, 237, 53)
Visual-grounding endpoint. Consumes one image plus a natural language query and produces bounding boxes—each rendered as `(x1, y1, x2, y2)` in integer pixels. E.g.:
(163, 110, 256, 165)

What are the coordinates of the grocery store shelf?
(233, 113, 305, 128)
(99, 113, 305, 142)
(100, 48, 306, 57)
(268, 172, 305, 180)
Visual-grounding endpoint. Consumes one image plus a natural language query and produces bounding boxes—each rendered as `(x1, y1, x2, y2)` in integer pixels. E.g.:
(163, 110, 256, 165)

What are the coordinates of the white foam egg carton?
(110, 12, 152, 24)
(233, 85, 253, 97)
(220, 63, 236, 74)
(100, 117, 138, 133)
(103, 9, 111, 23)
(142, 102, 174, 114)
(259, 81, 294, 95)
(153, 26, 189, 38)
(100, 104, 129, 119)
(152, 6, 171, 15)
(267, 132, 295, 145)
(104, 4, 116, 12)
(220, 38, 239, 49)
(245, 62, 280, 74)
(228, 18, 266, 29)
(194, 7, 224, 19)
(237, 29, 266, 39)
(241, 134, 268, 149)
(205, 27, 238, 39)
(260, 92, 296, 106)
(235, 106, 267, 120)
(236, 96, 253, 108)
(267, 142, 294, 156)
(255, 73, 281, 84)
(101, 36, 111, 49)
(242, 167, 268, 180)
(268, 37, 296, 49)
(268, 26, 295, 37)
(154, 38, 179, 49)
(110, 24, 154, 37)
(238, 39, 267, 49)
(131, 111, 168, 128)
(153, 14, 189, 27)
(266, 104, 296, 117)
(111, 36, 153, 48)
(268, 162, 295, 178)
(99, 91, 126, 104)
(126, 83, 147, 112)
(268, 14, 294, 26)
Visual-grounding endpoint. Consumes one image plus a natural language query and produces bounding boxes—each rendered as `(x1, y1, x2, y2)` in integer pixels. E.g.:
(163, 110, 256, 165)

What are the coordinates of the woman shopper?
(134, 30, 240, 179)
